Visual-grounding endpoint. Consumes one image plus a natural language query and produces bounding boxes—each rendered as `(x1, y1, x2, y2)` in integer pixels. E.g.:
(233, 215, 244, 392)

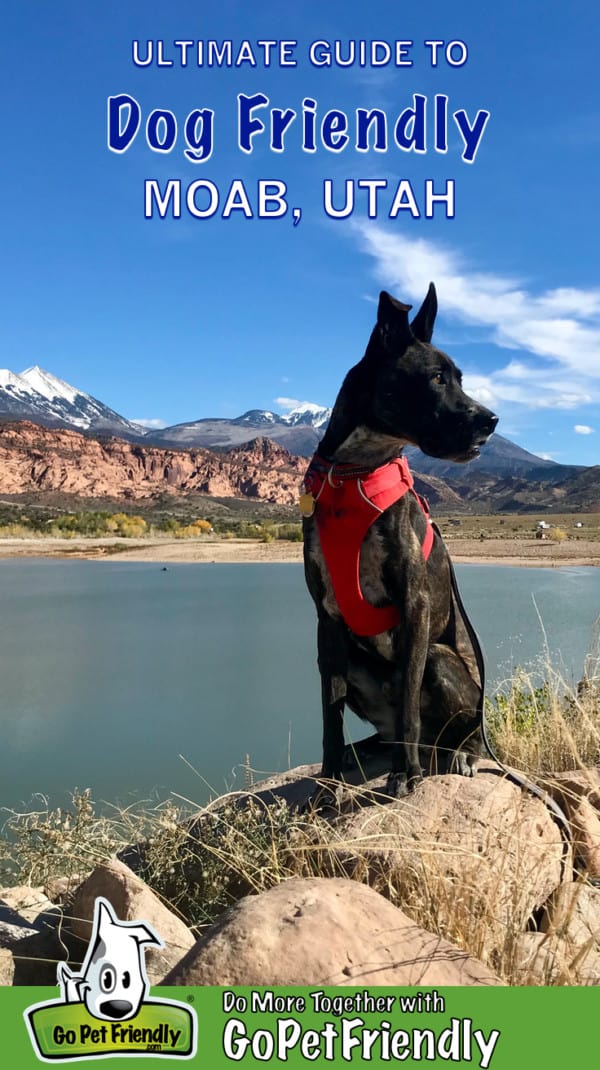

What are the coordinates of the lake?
(0, 560, 598, 815)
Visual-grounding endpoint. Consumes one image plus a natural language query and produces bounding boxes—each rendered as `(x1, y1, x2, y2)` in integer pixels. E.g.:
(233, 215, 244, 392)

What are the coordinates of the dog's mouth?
(421, 434, 491, 464)
(460, 443, 483, 461)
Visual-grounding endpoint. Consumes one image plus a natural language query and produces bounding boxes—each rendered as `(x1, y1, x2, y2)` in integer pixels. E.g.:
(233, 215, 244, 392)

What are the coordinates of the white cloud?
(463, 369, 591, 412)
(274, 396, 320, 412)
(574, 424, 595, 435)
(354, 225, 600, 383)
(131, 418, 168, 429)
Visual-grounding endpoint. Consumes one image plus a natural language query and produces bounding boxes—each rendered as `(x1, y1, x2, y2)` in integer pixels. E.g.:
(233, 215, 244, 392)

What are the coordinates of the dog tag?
(298, 492, 316, 517)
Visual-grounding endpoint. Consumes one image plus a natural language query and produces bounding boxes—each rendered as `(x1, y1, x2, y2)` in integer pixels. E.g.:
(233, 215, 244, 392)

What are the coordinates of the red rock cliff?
(0, 422, 307, 504)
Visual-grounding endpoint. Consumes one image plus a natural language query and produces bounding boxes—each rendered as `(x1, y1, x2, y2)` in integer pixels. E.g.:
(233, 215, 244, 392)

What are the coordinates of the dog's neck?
(318, 364, 410, 466)
(320, 423, 409, 466)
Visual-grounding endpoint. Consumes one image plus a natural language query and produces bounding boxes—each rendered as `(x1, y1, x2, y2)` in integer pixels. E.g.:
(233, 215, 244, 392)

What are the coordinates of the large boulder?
(326, 769, 567, 960)
(68, 859, 195, 983)
(161, 877, 502, 986)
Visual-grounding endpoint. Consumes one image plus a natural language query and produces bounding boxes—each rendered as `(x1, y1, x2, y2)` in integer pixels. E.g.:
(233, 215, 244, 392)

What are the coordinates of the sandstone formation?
(0, 422, 305, 504)
(0, 420, 465, 508)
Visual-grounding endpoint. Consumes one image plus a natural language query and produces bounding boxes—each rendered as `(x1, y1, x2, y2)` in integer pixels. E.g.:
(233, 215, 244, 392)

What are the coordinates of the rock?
(0, 886, 53, 923)
(0, 916, 40, 948)
(327, 769, 567, 960)
(539, 881, 600, 983)
(11, 926, 67, 985)
(543, 770, 600, 807)
(161, 877, 502, 987)
(0, 948, 15, 986)
(568, 798, 600, 877)
(68, 859, 195, 983)
(513, 932, 565, 985)
(0, 422, 306, 504)
(45, 875, 88, 906)
(542, 771, 600, 877)
(0, 887, 67, 953)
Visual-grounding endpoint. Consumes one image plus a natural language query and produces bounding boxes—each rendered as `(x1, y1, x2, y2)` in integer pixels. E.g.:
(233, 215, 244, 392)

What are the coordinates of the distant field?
(436, 513, 600, 542)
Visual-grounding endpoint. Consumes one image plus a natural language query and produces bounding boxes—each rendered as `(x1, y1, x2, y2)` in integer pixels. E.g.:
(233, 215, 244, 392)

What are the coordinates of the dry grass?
(485, 633, 600, 773)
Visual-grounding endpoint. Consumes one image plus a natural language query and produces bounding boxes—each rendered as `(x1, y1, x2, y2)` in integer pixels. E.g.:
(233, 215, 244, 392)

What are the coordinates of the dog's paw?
(451, 751, 478, 777)
(452, 751, 472, 777)
(320, 762, 342, 780)
(382, 774, 421, 800)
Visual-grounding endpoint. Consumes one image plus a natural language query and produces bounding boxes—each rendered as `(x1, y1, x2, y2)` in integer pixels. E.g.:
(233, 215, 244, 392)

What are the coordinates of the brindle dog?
(303, 285, 498, 797)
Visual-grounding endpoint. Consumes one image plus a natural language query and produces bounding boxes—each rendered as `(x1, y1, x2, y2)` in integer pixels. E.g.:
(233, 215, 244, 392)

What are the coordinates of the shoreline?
(0, 535, 598, 568)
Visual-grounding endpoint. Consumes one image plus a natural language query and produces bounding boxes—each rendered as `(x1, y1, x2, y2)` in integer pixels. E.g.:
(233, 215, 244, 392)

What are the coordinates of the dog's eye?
(122, 971, 131, 989)
(100, 965, 116, 993)
(432, 372, 445, 385)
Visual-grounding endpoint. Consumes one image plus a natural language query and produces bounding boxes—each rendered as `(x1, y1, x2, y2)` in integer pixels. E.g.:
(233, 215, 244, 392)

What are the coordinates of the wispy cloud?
(131, 417, 168, 429)
(275, 396, 318, 412)
(353, 226, 600, 409)
(574, 424, 595, 435)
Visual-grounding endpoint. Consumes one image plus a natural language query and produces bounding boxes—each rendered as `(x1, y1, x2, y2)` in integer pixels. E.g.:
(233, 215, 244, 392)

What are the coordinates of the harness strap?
(303, 454, 434, 636)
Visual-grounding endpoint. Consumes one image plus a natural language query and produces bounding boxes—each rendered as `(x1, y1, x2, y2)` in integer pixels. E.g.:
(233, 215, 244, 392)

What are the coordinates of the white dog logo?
(57, 897, 162, 1021)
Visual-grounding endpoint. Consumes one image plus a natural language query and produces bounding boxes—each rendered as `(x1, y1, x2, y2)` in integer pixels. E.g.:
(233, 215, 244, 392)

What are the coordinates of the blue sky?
(1, 0, 599, 465)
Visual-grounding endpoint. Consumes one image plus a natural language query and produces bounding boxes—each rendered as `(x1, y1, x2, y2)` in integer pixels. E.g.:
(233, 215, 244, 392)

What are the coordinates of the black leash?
(437, 522, 573, 875)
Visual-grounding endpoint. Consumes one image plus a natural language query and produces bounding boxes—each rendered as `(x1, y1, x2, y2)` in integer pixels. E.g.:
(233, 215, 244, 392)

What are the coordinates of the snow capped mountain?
(0, 365, 143, 438)
(149, 403, 333, 454)
(233, 409, 278, 426)
(20, 365, 86, 408)
(0, 366, 583, 486)
(283, 403, 331, 428)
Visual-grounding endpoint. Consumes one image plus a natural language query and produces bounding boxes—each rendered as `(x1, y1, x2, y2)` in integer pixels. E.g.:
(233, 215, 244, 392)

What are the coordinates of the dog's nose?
(99, 1000, 134, 1019)
(471, 408, 498, 434)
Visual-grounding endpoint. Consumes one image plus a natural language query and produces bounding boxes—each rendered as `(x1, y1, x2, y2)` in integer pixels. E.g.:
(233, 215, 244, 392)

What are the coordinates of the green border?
(2, 985, 597, 1068)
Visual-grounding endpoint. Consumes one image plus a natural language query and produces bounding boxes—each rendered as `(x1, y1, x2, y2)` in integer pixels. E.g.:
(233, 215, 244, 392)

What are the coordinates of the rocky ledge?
(2, 764, 600, 987)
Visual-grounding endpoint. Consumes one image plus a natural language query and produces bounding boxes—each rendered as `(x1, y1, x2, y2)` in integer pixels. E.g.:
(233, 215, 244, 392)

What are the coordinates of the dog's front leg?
(317, 613, 348, 779)
(388, 594, 430, 798)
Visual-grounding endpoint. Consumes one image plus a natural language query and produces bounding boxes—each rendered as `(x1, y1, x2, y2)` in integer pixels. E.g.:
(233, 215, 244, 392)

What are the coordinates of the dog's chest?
(306, 518, 421, 657)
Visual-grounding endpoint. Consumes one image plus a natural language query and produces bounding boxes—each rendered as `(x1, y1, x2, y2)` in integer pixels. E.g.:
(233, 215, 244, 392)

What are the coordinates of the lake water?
(0, 560, 599, 815)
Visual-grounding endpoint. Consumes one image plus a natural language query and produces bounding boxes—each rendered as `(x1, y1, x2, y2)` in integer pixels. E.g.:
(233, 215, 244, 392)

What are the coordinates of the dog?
(57, 897, 161, 1021)
(302, 284, 498, 797)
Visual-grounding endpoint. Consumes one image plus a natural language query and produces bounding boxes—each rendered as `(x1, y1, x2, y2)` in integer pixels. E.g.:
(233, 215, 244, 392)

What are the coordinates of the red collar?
(303, 454, 433, 636)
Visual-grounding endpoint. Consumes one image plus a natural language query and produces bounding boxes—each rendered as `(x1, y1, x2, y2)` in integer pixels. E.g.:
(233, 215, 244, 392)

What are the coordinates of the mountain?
(0, 366, 143, 439)
(0, 421, 595, 514)
(151, 407, 582, 485)
(149, 404, 332, 456)
(0, 366, 587, 488)
(405, 437, 582, 485)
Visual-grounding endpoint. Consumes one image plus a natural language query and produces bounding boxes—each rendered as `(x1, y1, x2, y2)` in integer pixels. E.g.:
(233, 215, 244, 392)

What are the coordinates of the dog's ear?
(410, 282, 437, 343)
(377, 291, 413, 352)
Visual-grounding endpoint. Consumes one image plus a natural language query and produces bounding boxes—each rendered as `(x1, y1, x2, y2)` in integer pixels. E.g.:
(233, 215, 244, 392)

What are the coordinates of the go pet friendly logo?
(25, 897, 197, 1061)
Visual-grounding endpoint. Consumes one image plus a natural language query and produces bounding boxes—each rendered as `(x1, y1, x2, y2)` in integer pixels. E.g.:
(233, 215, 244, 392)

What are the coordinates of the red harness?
(303, 454, 434, 637)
